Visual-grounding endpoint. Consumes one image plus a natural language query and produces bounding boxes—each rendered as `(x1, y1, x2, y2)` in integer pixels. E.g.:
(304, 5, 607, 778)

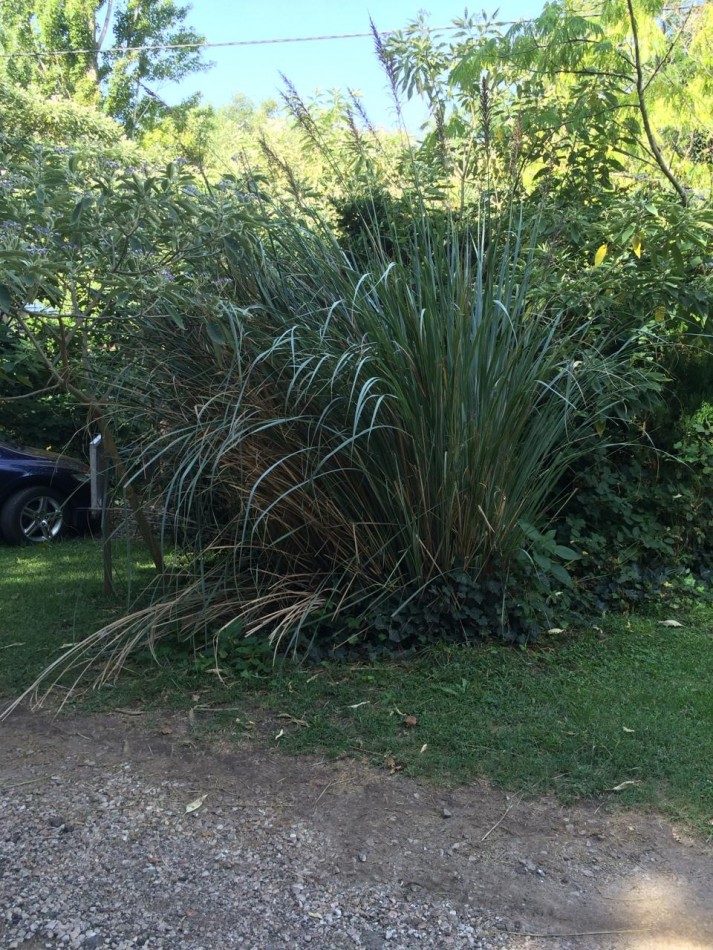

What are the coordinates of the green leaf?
(620, 224, 636, 244)
(550, 563, 573, 586)
(205, 321, 226, 345)
(670, 244, 685, 274)
(70, 196, 92, 226)
(0, 284, 11, 313)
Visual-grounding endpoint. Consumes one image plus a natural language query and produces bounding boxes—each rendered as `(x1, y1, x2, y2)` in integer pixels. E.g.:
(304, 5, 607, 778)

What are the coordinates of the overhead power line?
(0, 4, 698, 62)
(0, 17, 578, 60)
(1, 27, 459, 60)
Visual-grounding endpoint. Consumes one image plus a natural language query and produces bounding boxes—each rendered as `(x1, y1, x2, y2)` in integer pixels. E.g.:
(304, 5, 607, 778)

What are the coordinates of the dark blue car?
(0, 441, 94, 543)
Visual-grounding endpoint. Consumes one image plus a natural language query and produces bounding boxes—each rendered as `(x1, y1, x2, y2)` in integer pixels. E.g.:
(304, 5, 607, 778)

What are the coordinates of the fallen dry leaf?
(659, 619, 683, 628)
(609, 780, 641, 792)
(622, 726, 635, 733)
(277, 713, 308, 727)
(185, 794, 207, 814)
(403, 715, 418, 728)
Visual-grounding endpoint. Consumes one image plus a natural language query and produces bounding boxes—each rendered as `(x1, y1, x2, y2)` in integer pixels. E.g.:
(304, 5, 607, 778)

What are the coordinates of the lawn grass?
(1, 540, 712, 834)
(256, 614, 713, 833)
(0, 537, 155, 695)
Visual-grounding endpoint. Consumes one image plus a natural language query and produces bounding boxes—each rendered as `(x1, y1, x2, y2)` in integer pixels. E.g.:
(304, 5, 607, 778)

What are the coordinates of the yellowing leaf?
(185, 793, 207, 814)
(654, 305, 666, 323)
(632, 234, 642, 258)
(594, 244, 608, 267)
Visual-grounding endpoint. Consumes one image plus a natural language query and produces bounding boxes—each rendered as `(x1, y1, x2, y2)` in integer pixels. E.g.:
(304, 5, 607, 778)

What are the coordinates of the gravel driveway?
(1, 710, 711, 950)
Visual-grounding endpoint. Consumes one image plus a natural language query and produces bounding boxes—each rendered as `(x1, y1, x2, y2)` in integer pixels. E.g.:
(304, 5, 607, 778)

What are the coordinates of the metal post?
(90, 434, 113, 596)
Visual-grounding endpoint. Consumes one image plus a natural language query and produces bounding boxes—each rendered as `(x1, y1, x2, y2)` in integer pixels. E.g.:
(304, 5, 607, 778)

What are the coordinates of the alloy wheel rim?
(20, 496, 64, 542)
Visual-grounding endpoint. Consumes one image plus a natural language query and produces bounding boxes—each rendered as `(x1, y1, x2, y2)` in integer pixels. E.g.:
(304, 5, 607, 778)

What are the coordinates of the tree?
(385, 0, 713, 202)
(0, 0, 208, 137)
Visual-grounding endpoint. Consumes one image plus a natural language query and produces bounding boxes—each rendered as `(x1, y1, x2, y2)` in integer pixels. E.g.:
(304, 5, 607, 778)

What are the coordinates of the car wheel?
(0, 486, 68, 543)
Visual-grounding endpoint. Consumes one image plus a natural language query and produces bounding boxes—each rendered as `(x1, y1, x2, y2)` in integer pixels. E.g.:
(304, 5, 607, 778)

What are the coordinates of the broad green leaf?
(70, 196, 92, 226)
(518, 520, 541, 542)
(550, 564, 572, 586)
(593, 244, 608, 267)
(205, 321, 226, 345)
(0, 284, 11, 312)
(620, 224, 635, 244)
(670, 244, 685, 274)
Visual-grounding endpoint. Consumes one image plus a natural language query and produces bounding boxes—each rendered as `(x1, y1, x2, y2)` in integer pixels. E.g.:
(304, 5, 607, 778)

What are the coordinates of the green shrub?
(71, 199, 659, 669)
(558, 404, 713, 610)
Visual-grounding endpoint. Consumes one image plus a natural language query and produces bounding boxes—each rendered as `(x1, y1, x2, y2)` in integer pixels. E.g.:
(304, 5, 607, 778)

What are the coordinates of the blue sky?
(162, 1, 544, 127)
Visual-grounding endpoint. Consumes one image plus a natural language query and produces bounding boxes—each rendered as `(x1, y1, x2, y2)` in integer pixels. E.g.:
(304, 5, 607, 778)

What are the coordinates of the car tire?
(0, 486, 68, 543)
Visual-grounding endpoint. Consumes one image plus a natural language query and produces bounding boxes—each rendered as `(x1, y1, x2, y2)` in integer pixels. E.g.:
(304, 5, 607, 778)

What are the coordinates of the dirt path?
(1, 709, 711, 949)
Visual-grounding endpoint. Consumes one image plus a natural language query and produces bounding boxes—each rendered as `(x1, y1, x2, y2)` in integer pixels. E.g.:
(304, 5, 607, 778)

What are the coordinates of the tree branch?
(96, 0, 114, 51)
(643, 6, 694, 93)
(626, 0, 688, 206)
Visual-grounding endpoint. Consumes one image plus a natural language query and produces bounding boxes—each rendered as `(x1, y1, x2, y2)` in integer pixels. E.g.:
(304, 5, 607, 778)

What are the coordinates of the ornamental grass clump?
(11, 198, 660, 702)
